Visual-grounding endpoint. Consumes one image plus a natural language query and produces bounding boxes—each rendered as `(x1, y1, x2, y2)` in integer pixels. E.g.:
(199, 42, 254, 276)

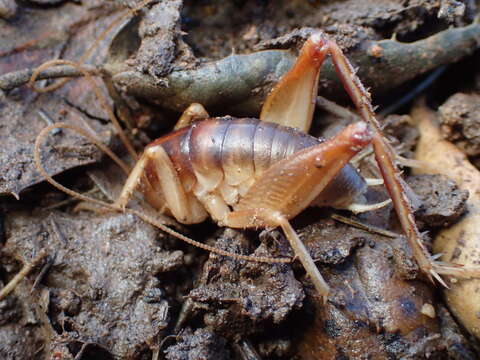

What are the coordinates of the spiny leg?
(325, 35, 480, 280)
(322, 37, 442, 281)
(277, 216, 330, 301)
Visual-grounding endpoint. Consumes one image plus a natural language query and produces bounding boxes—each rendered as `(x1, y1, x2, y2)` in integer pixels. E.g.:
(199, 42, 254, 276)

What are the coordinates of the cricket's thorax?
(142, 117, 367, 224)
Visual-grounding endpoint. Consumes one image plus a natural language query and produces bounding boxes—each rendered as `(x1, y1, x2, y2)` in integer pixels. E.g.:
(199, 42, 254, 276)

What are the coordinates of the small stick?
(31, 252, 57, 292)
(0, 249, 47, 301)
(44, 188, 100, 210)
(331, 213, 400, 238)
(234, 339, 263, 360)
(0, 65, 99, 91)
(47, 216, 65, 241)
(29, 217, 64, 292)
(174, 298, 194, 333)
(74, 343, 89, 360)
(38, 109, 62, 135)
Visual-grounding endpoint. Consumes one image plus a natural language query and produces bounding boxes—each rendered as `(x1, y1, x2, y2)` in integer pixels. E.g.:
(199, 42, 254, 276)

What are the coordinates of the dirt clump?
(187, 229, 304, 340)
(164, 327, 230, 360)
(407, 174, 469, 228)
(439, 92, 480, 157)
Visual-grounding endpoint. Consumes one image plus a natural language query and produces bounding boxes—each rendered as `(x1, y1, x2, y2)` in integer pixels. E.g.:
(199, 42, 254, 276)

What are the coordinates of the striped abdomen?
(145, 117, 367, 223)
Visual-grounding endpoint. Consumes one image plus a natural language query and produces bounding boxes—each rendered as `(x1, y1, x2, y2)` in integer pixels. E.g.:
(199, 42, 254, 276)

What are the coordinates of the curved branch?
(0, 64, 100, 91)
(115, 22, 480, 114)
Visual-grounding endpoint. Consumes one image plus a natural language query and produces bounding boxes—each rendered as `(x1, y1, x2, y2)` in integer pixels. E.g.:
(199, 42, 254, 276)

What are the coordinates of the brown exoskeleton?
(34, 30, 480, 302)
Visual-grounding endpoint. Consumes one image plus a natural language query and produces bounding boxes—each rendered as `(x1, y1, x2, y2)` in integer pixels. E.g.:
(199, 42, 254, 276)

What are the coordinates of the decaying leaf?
(0, 93, 113, 198)
(0, 2, 127, 197)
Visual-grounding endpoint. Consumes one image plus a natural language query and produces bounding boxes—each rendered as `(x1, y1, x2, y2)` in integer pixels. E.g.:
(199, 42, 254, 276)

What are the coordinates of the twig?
(174, 298, 194, 333)
(0, 64, 100, 91)
(0, 249, 48, 301)
(114, 23, 480, 114)
(74, 343, 89, 360)
(48, 216, 67, 245)
(44, 188, 100, 210)
(234, 339, 263, 360)
(38, 109, 62, 135)
(31, 252, 57, 292)
(331, 213, 400, 238)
